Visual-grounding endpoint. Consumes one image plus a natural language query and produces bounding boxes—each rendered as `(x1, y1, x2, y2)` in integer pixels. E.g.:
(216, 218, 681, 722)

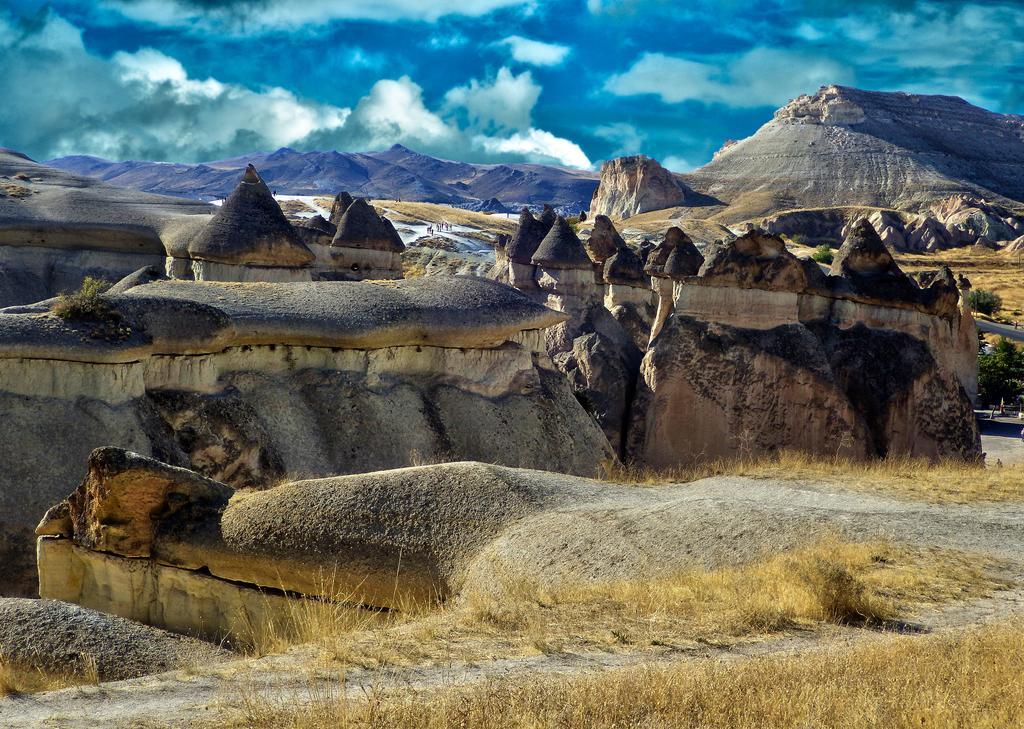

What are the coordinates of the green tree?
(811, 244, 833, 264)
(969, 288, 1002, 316)
(978, 337, 1024, 404)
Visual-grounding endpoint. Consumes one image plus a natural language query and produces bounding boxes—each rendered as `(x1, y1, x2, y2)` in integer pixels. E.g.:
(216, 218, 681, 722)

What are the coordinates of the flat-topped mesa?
(293, 214, 336, 247)
(505, 207, 553, 289)
(532, 216, 599, 306)
(329, 191, 354, 226)
(586, 215, 625, 264)
(184, 164, 314, 282)
(329, 198, 405, 280)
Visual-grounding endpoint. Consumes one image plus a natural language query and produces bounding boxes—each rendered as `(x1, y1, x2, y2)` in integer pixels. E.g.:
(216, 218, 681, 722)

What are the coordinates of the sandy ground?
(4, 474, 1024, 728)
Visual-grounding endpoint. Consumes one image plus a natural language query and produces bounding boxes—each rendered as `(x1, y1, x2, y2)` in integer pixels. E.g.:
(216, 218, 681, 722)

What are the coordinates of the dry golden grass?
(278, 199, 315, 216)
(0, 657, 96, 697)
(0, 181, 34, 198)
(242, 537, 1004, 672)
(602, 450, 1024, 503)
(897, 247, 1024, 321)
(228, 619, 1024, 728)
(372, 201, 519, 236)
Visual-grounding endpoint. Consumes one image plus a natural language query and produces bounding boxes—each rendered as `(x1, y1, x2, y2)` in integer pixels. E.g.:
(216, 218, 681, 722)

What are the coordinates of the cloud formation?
(97, 0, 533, 31)
(497, 35, 571, 66)
(605, 48, 853, 108)
(0, 10, 590, 168)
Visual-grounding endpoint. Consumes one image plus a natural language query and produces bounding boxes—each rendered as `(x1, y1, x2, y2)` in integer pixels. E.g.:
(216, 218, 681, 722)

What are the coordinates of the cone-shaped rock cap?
(644, 226, 684, 277)
(300, 214, 336, 236)
(604, 245, 646, 285)
(831, 219, 902, 277)
(532, 216, 592, 269)
(664, 230, 704, 279)
(330, 191, 354, 225)
(188, 164, 314, 266)
(831, 218, 921, 302)
(331, 198, 405, 252)
(540, 204, 557, 227)
(507, 207, 553, 264)
(586, 215, 626, 264)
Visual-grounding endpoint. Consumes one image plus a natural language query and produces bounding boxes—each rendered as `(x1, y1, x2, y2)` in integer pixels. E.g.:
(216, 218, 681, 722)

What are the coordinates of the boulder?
(663, 229, 704, 279)
(293, 214, 336, 247)
(698, 230, 808, 291)
(831, 219, 921, 302)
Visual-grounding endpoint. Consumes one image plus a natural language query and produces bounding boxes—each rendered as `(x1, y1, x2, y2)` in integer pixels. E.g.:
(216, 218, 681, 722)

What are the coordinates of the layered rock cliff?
(588, 156, 691, 219)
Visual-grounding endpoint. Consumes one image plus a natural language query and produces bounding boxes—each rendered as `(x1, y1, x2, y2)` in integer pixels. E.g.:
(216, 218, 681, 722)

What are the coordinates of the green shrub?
(970, 289, 1002, 316)
(811, 245, 834, 265)
(52, 277, 112, 321)
(979, 337, 1024, 404)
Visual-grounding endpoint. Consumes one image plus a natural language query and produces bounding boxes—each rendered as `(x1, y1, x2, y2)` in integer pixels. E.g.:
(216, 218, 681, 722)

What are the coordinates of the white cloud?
(473, 129, 591, 169)
(605, 48, 853, 108)
(98, 0, 532, 32)
(593, 123, 644, 156)
(0, 10, 590, 169)
(496, 35, 571, 67)
(444, 67, 541, 132)
(661, 155, 693, 172)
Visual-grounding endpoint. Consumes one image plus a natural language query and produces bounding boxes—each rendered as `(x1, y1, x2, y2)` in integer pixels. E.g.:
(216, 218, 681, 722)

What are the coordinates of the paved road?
(980, 415, 1024, 464)
(977, 319, 1024, 342)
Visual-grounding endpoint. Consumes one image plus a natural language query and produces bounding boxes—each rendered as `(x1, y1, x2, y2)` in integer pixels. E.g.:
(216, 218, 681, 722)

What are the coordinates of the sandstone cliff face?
(589, 156, 689, 219)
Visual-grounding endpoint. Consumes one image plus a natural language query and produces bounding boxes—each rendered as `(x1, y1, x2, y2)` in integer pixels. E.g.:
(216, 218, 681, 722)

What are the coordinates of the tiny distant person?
(1019, 425, 1024, 444)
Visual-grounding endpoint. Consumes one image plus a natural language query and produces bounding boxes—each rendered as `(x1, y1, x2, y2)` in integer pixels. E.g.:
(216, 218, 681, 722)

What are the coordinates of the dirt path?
(5, 477, 1024, 728)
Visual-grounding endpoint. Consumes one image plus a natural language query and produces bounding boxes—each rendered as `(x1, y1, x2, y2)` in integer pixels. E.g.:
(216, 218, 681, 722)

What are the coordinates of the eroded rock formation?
(628, 226, 980, 468)
(589, 156, 690, 219)
(0, 275, 612, 596)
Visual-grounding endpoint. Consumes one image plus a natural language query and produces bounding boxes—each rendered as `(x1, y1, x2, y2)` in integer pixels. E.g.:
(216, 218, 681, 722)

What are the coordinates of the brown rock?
(331, 198, 405, 252)
(586, 215, 625, 263)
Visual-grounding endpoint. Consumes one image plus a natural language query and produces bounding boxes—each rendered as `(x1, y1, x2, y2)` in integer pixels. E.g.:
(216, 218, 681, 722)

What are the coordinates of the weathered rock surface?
(0, 149, 211, 307)
(0, 276, 612, 596)
(585, 215, 626, 263)
(683, 85, 1024, 220)
(630, 228, 980, 468)
(0, 598, 230, 681)
(589, 156, 690, 219)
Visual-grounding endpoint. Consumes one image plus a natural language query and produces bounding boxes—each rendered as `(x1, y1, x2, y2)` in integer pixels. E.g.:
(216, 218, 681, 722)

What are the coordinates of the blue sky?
(1, 0, 1023, 170)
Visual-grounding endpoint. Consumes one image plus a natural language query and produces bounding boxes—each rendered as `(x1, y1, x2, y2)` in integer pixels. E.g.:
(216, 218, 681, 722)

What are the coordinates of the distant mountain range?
(47, 145, 600, 211)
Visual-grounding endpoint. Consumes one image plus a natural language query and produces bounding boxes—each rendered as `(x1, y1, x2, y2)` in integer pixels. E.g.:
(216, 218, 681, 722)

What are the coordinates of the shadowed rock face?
(644, 227, 683, 277)
(187, 165, 314, 267)
(293, 214, 336, 247)
(698, 230, 809, 291)
(586, 215, 625, 263)
(663, 230, 704, 279)
(331, 198, 405, 252)
(329, 191, 354, 225)
(506, 208, 553, 265)
(604, 245, 646, 285)
(830, 219, 921, 302)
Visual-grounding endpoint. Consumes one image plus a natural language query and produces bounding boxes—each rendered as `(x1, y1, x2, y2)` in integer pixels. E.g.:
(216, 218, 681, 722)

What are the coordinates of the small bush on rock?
(811, 244, 834, 264)
(52, 277, 112, 321)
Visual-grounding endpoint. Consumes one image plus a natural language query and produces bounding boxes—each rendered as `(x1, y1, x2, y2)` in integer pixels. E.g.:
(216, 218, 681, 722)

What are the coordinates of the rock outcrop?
(589, 156, 690, 219)
(585, 215, 625, 263)
(293, 214, 336, 247)
(628, 227, 980, 468)
(0, 149, 211, 307)
(329, 198, 406, 280)
(39, 452, 911, 641)
(0, 276, 612, 597)
(329, 191, 354, 225)
(184, 164, 314, 281)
